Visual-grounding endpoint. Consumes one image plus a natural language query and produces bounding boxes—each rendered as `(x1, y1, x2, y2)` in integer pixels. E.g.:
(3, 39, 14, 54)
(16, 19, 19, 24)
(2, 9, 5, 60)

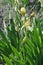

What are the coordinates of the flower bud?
(20, 7, 26, 15)
(31, 12, 35, 17)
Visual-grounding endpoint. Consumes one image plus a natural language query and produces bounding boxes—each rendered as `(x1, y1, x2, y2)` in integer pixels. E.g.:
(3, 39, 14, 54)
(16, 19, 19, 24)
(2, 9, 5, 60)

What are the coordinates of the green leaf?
(2, 54, 13, 65)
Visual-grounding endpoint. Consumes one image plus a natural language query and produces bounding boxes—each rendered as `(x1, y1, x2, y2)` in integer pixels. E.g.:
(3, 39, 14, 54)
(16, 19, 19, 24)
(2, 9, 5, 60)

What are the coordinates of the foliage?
(0, 0, 43, 65)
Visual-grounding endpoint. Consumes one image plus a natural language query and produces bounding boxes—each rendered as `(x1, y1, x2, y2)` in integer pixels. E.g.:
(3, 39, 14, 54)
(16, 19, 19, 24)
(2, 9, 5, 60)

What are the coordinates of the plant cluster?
(0, 0, 43, 65)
